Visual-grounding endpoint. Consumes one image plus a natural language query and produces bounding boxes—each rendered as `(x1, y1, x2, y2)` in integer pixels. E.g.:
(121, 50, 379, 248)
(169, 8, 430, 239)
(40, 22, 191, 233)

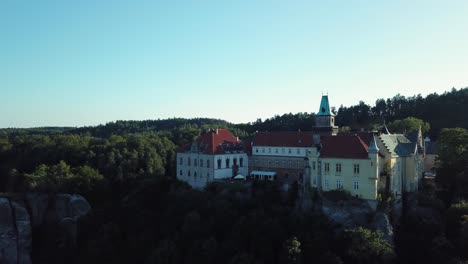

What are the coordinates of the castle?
(176, 95, 424, 202)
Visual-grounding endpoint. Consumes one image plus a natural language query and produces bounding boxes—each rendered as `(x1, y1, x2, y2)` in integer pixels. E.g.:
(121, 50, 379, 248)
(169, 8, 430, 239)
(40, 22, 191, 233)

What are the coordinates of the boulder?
(0, 197, 18, 264)
(321, 198, 373, 229)
(0, 193, 91, 264)
(371, 212, 394, 244)
(0, 197, 32, 264)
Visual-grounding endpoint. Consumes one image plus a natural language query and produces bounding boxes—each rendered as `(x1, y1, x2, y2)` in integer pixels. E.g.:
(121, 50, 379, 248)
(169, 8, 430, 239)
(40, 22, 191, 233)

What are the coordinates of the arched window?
(188, 170, 191, 176)
(233, 158, 238, 166)
(226, 158, 230, 168)
(194, 172, 197, 178)
(217, 159, 222, 169)
(194, 158, 197, 167)
(179, 170, 183, 176)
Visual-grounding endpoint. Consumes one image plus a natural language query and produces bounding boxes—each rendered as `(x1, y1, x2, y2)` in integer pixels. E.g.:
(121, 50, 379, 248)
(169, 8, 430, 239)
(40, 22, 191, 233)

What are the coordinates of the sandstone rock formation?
(0, 194, 90, 264)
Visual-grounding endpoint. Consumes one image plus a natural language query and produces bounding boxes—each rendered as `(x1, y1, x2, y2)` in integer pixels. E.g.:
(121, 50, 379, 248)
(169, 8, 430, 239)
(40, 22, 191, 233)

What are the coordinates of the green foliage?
(376, 190, 394, 210)
(345, 227, 395, 264)
(437, 128, 468, 170)
(335, 88, 468, 137)
(387, 117, 430, 134)
(285, 237, 301, 264)
(436, 128, 468, 200)
(24, 161, 104, 194)
(77, 178, 338, 264)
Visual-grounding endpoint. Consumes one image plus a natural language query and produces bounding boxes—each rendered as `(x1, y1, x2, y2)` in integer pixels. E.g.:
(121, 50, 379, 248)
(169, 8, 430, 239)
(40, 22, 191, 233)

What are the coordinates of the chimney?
(216, 128, 219, 134)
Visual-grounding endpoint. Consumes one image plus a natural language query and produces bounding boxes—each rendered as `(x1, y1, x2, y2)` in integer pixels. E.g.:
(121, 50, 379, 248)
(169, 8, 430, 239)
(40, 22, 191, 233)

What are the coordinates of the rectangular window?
(207, 160, 210, 168)
(179, 158, 183, 165)
(297, 161, 300, 168)
(275, 160, 279, 167)
(336, 179, 342, 189)
(336, 163, 342, 174)
(200, 159, 203, 167)
(194, 159, 197, 167)
(354, 181, 359, 190)
(188, 158, 191, 166)
(297, 149, 300, 154)
(312, 161, 316, 170)
(324, 163, 330, 174)
(268, 148, 271, 153)
(324, 179, 329, 190)
(288, 148, 292, 154)
(354, 164, 360, 174)
(256, 148, 259, 153)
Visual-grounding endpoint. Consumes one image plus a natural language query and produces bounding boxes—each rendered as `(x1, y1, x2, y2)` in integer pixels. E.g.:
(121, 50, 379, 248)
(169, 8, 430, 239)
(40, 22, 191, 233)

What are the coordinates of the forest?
(0, 87, 467, 264)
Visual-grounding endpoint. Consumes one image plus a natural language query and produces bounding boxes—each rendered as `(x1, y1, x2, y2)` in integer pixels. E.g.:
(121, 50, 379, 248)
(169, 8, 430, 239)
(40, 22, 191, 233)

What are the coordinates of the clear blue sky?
(1, 0, 467, 128)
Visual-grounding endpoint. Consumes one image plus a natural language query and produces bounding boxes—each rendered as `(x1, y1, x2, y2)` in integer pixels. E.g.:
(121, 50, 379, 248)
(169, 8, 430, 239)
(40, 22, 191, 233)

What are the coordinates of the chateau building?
(176, 129, 249, 188)
(175, 94, 423, 203)
(307, 95, 423, 204)
(249, 131, 314, 188)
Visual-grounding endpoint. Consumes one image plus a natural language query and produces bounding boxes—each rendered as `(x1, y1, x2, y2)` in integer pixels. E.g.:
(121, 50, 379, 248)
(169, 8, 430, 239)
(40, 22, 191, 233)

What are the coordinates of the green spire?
(317, 95, 332, 116)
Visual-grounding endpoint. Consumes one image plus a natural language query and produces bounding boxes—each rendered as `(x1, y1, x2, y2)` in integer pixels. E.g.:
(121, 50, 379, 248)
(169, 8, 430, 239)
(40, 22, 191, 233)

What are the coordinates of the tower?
(312, 95, 338, 144)
(368, 135, 380, 199)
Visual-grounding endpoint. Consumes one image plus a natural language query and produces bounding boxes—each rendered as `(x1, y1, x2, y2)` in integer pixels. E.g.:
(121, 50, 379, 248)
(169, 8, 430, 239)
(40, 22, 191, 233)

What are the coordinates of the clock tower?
(313, 95, 338, 144)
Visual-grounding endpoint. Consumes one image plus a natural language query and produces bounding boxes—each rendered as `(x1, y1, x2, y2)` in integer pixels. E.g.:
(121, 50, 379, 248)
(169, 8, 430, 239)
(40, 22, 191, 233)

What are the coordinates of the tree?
(345, 227, 394, 264)
(387, 117, 430, 134)
(436, 128, 468, 200)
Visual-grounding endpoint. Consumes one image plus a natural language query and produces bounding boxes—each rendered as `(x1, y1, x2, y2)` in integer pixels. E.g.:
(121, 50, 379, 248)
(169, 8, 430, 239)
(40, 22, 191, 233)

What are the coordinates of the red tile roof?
(252, 131, 314, 147)
(338, 131, 374, 146)
(177, 129, 245, 155)
(320, 135, 369, 159)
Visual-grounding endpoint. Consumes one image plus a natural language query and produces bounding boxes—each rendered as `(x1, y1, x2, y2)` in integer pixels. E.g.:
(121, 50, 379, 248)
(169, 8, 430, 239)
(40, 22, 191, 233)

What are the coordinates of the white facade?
(252, 146, 311, 158)
(177, 152, 249, 189)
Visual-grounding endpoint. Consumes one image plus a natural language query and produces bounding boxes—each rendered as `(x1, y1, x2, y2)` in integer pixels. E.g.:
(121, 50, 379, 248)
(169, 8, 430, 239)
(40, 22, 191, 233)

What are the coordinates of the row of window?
(323, 179, 360, 190)
(251, 159, 302, 169)
(180, 170, 210, 178)
(255, 147, 304, 155)
(318, 162, 360, 175)
(180, 157, 244, 169)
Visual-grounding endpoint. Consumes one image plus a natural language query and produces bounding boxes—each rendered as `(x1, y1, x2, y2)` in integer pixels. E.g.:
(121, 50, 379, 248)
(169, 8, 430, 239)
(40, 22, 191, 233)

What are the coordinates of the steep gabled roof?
(177, 129, 244, 155)
(320, 135, 369, 159)
(379, 134, 417, 157)
(252, 131, 314, 147)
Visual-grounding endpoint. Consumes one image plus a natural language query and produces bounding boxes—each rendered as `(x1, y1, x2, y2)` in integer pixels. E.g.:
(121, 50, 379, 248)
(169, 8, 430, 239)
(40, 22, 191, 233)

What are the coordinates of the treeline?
(0, 133, 176, 199)
(336, 88, 468, 138)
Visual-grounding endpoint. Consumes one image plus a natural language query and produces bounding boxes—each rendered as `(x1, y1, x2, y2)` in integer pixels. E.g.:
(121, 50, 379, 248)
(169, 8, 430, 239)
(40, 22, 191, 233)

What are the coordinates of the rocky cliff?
(0, 193, 90, 264)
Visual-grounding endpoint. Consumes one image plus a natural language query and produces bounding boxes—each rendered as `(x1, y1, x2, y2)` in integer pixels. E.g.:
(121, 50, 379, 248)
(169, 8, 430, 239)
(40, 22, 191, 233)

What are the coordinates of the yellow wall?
(311, 157, 379, 200)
